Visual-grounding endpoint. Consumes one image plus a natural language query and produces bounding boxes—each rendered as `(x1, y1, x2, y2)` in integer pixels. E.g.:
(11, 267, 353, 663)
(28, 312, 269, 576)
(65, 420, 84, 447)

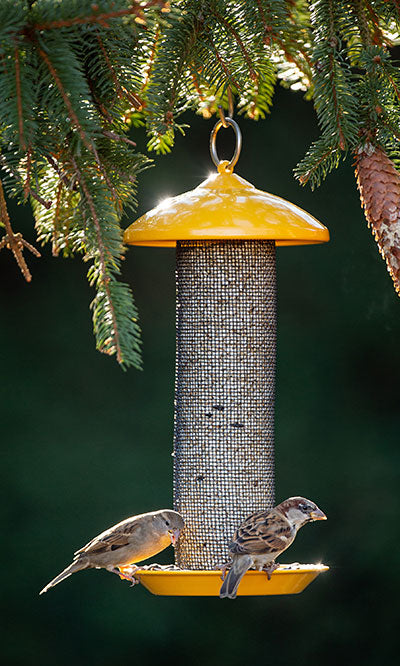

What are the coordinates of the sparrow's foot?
(262, 562, 279, 581)
(213, 561, 232, 581)
(121, 566, 140, 586)
(107, 565, 139, 585)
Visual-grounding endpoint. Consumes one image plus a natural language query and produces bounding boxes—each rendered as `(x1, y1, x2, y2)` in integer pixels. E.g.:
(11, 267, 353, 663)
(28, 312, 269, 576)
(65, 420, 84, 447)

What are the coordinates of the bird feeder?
(124, 118, 329, 596)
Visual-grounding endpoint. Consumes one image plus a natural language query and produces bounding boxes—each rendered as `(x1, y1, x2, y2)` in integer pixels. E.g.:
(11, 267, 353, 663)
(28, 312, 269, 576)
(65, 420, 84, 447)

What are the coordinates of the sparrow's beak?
(310, 508, 327, 521)
(169, 529, 181, 546)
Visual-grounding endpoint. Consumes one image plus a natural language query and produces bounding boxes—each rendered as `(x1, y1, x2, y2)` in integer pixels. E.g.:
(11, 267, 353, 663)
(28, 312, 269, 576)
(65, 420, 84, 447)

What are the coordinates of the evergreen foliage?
(0, 0, 399, 367)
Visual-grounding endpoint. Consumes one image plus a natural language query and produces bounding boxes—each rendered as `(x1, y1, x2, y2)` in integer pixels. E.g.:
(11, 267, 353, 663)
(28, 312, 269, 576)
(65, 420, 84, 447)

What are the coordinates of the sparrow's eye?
(165, 520, 170, 526)
(299, 502, 310, 512)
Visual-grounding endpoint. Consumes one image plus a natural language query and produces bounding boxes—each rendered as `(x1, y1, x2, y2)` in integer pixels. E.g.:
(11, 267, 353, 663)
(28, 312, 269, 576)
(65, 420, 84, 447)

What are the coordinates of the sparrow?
(219, 496, 327, 599)
(40, 509, 184, 594)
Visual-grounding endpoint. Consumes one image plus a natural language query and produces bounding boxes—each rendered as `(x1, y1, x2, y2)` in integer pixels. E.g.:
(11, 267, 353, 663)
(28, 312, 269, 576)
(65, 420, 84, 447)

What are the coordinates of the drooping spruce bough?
(0, 0, 399, 368)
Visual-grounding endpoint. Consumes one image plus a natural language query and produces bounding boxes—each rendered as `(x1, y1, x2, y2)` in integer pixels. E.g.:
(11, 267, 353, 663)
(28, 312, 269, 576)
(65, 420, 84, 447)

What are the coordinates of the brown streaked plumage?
(40, 509, 184, 594)
(219, 496, 326, 599)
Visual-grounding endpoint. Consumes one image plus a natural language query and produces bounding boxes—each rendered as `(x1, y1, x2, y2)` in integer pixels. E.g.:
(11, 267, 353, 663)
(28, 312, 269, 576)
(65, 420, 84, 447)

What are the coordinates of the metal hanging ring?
(210, 117, 242, 171)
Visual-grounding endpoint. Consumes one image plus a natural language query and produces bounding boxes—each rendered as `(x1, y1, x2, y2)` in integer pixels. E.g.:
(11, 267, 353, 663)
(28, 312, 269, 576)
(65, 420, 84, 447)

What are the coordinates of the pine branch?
(140, 26, 161, 92)
(71, 155, 124, 364)
(295, 137, 341, 189)
(52, 180, 63, 256)
(29, 1, 169, 32)
(210, 9, 258, 82)
(209, 39, 241, 92)
(23, 146, 32, 200)
(14, 46, 25, 151)
(94, 31, 143, 110)
(1, 0, 400, 365)
(0, 155, 52, 209)
(36, 46, 88, 144)
(0, 178, 40, 282)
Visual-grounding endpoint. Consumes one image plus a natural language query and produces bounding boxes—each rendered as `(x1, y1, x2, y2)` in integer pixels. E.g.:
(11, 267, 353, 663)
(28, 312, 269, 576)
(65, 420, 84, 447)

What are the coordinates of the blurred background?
(1, 86, 399, 665)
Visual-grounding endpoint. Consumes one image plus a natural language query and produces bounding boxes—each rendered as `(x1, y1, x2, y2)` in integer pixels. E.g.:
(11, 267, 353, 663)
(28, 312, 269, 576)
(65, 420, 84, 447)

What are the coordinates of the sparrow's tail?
(219, 555, 252, 599)
(39, 557, 90, 595)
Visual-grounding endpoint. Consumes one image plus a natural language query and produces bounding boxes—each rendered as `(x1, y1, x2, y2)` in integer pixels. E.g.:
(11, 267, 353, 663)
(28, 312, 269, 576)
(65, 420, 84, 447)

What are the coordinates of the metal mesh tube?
(173, 240, 276, 569)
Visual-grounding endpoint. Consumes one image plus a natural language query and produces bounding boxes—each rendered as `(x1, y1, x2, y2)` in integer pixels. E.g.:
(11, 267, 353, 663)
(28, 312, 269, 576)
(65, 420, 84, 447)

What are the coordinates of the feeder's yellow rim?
(124, 169, 329, 247)
(134, 563, 329, 596)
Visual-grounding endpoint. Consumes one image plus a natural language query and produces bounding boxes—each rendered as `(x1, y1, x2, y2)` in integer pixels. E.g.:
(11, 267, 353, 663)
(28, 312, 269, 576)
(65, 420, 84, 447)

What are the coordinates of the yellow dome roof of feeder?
(124, 163, 329, 247)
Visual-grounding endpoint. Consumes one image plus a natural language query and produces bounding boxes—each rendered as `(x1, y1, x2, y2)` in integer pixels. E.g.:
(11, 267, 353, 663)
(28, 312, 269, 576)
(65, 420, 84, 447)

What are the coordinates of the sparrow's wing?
(230, 509, 294, 555)
(74, 518, 141, 555)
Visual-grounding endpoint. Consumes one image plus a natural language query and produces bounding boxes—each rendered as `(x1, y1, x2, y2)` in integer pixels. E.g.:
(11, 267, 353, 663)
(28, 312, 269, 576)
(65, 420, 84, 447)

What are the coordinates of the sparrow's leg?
(107, 565, 139, 586)
(119, 564, 141, 586)
(213, 560, 232, 581)
(262, 561, 279, 581)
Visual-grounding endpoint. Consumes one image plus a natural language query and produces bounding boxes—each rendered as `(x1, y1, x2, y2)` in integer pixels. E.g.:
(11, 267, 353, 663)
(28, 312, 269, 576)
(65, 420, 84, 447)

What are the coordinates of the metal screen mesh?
(173, 240, 276, 570)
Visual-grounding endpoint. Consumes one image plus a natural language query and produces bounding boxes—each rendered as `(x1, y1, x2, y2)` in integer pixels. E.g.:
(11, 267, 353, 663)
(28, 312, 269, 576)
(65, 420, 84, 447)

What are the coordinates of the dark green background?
(1, 87, 399, 665)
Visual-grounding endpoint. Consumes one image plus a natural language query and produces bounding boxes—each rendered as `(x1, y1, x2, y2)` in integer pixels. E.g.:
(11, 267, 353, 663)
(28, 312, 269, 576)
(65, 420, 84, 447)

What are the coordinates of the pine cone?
(355, 143, 400, 295)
